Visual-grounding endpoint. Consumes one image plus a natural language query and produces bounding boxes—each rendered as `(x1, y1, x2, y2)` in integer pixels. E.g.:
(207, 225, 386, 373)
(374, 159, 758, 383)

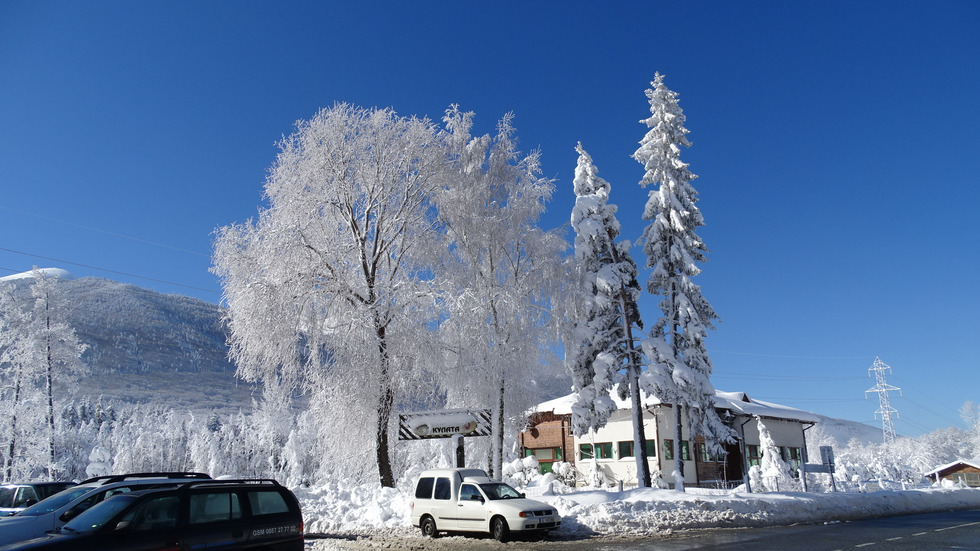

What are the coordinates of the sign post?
(800, 445, 837, 492)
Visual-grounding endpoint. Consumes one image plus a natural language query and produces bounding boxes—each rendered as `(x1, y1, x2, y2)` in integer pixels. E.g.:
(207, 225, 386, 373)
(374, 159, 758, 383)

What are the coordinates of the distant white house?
(519, 390, 820, 488)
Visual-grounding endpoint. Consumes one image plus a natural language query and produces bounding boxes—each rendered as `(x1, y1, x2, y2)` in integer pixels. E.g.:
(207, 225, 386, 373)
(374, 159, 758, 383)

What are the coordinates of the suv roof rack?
(177, 478, 283, 489)
(79, 472, 211, 485)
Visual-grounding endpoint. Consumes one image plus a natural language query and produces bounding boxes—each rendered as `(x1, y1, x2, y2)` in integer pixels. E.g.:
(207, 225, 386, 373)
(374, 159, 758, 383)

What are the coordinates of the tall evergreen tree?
(568, 143, 651, 487)
(633, 73, 731, 491)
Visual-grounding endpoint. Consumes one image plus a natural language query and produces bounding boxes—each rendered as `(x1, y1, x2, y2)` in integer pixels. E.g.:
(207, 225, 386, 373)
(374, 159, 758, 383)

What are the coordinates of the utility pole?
(865, 357, 901, 445)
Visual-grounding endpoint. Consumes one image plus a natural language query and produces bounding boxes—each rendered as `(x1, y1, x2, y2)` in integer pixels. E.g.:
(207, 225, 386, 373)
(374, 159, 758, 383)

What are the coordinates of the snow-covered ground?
(297, 478, 980, 549)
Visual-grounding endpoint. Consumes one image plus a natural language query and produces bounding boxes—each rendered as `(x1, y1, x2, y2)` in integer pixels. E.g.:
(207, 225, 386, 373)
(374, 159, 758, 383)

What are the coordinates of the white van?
(410, 468, 560, 542)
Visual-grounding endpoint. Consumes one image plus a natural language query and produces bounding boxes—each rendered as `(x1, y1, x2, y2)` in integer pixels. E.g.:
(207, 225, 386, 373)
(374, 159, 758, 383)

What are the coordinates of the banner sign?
(398, 409, 492, 440)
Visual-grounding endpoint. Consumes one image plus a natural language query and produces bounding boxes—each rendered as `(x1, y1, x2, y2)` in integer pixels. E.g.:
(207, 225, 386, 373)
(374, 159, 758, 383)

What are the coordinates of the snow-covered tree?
(213, 104, 448, 488)
(26, 268, 87, 479)
(438, 107, 567, 478)
(959, 401, 980, 458)
(756, 416, 791, 492)
(0, 269, 85, 481)
(568, 143, 651, 487)
(634, 73, 732, 490)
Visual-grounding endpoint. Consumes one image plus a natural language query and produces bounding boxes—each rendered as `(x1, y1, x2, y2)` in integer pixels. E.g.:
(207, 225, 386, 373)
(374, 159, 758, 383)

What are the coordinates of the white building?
(519, 390, 820, 488)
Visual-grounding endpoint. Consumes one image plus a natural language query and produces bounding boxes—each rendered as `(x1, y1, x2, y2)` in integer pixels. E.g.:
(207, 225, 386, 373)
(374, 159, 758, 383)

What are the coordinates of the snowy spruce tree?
(568, 143, 651, 487)
(634, 73, 732, 491)
(438, 107, 566, 478)
(213, 104, 448, 488)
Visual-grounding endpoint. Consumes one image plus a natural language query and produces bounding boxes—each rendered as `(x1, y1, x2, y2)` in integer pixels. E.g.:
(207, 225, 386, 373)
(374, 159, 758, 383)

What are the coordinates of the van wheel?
(491, 516, 509, 543)
(420, 516, 438, 538)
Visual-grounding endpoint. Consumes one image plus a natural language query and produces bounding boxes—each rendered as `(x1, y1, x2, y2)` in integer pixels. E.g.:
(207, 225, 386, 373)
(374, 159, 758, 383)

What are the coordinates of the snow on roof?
(0, 268, 74, 282)
(533, 389, 821, 424)
(924, 458, 980, 476)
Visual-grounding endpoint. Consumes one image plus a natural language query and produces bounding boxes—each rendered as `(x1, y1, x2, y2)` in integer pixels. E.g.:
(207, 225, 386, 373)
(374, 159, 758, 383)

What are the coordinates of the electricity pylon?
(865, 356, 901, 445)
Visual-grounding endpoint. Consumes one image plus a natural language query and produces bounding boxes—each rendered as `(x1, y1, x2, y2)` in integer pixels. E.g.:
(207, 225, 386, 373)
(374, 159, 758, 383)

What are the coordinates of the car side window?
(14, 487, 38, 507)
(433, 478, 451, 500)
(247, 490, 289, 515)
(121, 496, 180, 531)
(415, 478, 434, 499)
(459, 484, 481, 502)
(190, 492, 242, 524)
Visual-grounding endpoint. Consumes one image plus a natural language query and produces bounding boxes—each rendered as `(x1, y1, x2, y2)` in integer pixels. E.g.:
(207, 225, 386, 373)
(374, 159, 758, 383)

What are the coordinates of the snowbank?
(296, 482, 980, 538)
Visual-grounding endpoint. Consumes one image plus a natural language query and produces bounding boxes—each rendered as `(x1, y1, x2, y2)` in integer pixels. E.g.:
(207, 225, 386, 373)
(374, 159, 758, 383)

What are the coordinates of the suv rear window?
(415, 477, 434, 499)
(189, 491, 242, 524)
(247, 490, 289, 515)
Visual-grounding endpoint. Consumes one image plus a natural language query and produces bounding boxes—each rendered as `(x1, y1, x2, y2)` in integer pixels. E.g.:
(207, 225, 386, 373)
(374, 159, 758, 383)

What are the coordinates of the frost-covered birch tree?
(438, 107, 566, 478)
(0, 269, 85, 481)
(27, 268, 87, 479)
(212, 104, 447, 488)
(568, 143, 651, 487)
(634, 73, 731, 491)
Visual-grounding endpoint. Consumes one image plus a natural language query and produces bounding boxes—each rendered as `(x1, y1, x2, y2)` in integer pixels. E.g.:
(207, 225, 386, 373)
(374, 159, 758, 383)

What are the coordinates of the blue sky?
(2, 1, 978, 436)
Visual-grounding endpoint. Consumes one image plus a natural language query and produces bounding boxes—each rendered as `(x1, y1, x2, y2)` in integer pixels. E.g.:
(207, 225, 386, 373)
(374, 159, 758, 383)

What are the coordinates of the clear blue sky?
(2, 1, 978, 436)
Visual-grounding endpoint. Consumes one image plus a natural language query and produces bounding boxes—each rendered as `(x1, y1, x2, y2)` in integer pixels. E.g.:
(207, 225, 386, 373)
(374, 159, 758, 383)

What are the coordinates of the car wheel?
(420, 516, 438, 538)
(491, 516, 509, 543)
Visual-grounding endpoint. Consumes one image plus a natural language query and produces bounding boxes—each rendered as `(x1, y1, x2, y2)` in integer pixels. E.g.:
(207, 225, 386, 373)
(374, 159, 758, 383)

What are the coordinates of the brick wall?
(520, 412, 575, 465)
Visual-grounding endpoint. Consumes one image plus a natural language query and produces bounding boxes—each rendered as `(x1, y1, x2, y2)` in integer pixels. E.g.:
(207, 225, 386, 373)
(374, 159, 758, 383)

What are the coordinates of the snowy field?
(297, 480, 980, 550)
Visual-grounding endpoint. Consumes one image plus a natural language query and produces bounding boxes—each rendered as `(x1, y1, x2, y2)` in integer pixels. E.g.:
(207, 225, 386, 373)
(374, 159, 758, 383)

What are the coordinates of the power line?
(713, 349, 870, 360)
(0, 206, 209, 257)
(0, 247, 218, 295)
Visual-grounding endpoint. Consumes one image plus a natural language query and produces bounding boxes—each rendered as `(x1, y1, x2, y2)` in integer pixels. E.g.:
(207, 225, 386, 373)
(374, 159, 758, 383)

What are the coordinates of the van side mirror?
(470, 494, 484, 502)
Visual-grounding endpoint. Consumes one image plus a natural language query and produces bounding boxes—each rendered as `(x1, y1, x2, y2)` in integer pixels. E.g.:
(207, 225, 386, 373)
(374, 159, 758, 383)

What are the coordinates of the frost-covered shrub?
(503, 455, 542, 487)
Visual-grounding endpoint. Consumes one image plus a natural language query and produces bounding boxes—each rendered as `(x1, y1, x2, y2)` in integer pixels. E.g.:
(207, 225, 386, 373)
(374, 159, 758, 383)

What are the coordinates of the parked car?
(0, 472, 210, 547)
(0, 478, 304, 551)
(0, 483, 76, 516)
(410, 468, 561, 542)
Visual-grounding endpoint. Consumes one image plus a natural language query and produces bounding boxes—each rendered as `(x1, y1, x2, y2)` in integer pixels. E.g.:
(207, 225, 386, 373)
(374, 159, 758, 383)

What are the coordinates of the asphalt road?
(306, 509, 980, 550)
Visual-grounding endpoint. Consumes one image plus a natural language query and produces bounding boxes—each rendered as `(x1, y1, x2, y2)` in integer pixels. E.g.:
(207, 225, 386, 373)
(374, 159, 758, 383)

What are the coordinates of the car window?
(14, 487, 38, 507)
(18, 486, 92, 516)
(415, 478, 434, 499)
(119, 495, 180, 532)
(433, 478, 451, 500)
(460, 484, 482, 501)
(0, 487, 15, 507)
(247, 490, 289, 515)
(479, 483, 522, 500)
(62, 495, 138, 534)
(189, 491, 242, 524)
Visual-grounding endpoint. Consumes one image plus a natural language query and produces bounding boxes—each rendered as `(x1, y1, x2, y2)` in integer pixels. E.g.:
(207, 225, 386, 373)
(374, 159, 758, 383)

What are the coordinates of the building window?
(952, 472, 980, 487)
(780, 447, 802, 470)
(579, 443, 612, 460)
(595, 442, 613, 459)
(663, 440, 690, 461)
(746, 445, 761, 467)
(524, 447, 562, 473)
(645, 439, 657, 458)
(619, 440, 657, 459)
(618, 441, 634, 458)
(698, 443, 724, 462)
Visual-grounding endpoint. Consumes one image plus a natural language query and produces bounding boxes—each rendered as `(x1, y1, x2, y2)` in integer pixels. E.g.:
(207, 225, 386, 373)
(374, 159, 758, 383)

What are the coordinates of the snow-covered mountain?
(0, 269, 261, 413)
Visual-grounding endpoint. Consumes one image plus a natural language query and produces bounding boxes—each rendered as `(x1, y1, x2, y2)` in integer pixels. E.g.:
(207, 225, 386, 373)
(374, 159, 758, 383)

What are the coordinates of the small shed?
(924, 460, 980, 487)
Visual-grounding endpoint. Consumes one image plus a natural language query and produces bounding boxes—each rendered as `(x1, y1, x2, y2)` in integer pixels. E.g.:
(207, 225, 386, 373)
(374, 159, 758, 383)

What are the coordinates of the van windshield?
(478, 483, 522, 500)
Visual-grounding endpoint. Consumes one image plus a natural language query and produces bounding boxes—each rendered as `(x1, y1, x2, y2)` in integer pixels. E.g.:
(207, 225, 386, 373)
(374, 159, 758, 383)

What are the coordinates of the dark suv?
(0, 479, 304, 551)
(0, 472, 211, 546)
